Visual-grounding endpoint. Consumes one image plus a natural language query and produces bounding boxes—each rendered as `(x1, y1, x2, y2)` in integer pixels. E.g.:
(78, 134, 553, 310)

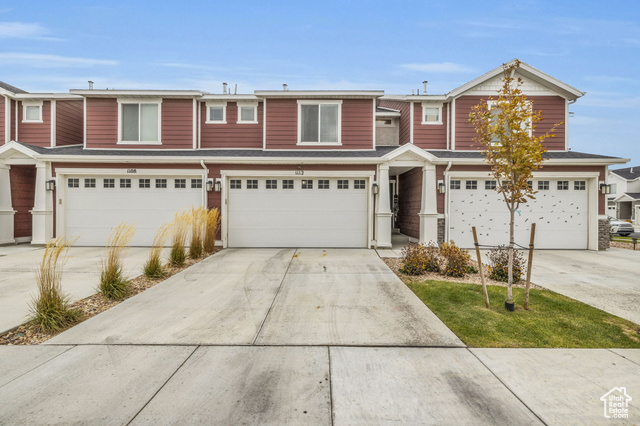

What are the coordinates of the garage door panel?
(228, 177, 368, 248)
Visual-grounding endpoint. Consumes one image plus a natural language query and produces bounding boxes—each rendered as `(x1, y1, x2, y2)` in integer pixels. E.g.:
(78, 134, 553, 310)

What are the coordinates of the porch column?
(375, 164, 393, 248)
(31, 162, 54, 244)
(0, 164, 15, 244)
(419, 164, 439, 244)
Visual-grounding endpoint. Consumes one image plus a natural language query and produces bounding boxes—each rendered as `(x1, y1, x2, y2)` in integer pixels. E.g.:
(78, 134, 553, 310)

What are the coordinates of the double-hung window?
(206, 102, 226, 124)
(298, 101, 341, 145)
(22, 101, 43, 123)
(237, 102, 258, 124)
(487, 100, 532, 145)
(119, 99, 161, 144)
(421, 102, 443, 125)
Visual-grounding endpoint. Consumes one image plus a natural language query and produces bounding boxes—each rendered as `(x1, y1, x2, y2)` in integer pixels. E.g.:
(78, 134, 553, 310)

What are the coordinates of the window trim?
(297, 100, 342, 146)
(22, 100, 43, 123)
(421, 102, 443, 125)
(236, 102, 259, 124)
(117, 98, 162, 145)
(205, 101, 227, 124)
(487, 99, 532, 141)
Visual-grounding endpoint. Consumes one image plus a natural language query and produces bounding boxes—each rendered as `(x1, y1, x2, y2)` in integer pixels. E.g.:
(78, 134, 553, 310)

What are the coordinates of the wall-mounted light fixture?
(214, 179, 222, 192)
(438, 180, 446, 194)
(206, 179, 214, 192)
(600, 183, 611, 195)
(372, 183, 379, 195)
(45, 180, 56, 191)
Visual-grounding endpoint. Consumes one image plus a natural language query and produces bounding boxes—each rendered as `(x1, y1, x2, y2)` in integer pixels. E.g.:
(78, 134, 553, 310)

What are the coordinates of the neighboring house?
(0, 60, 628, 250)
(607, 167, 640, 224)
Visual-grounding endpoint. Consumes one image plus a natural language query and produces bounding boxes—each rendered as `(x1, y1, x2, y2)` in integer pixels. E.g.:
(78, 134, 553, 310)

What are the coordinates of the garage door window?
(84, 178, 96, 188)
(230, 180, 241, 189)
(338, 180, 349, 189)
(103, 179, 115, 188)
(175, 179, 186, 189)
(191, 179, 203, 189)
(538, 181, 549, 190)
(139, 179, 151, 188)
(155, 179, 167, 188)
(318, 179, 330, 189)
(354, 180, 365, 189)
(302, 180, 313, 189)
(266, 179, 277, 189)
(450, 180, 461, 190)
(574, 181, 586, 190)
(557, 181, 569, 191)
(485, 180, 496, 190)
(282, 180, 293, 189)
(120, 179, 131, 188)
(246, 180, 258, 189)
(465, 180, 477, 190)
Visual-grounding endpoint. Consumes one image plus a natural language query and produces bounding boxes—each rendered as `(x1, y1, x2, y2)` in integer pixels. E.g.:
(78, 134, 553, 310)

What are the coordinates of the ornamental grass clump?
(143, 223, 172, 278)
(170, 211, 190, 266)
(203, 207, 221, 254)
(29, 236, 81, 333)
(188, 207, 206, 259)
(99, 222, 136, 299)
(440, 241, 471, 277)
(487, 246, 526, 283)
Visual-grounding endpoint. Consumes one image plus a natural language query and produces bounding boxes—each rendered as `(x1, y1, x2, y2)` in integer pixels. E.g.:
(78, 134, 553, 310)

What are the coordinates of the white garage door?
(449, 178, 589, 249)
(64, 175, 203, 246)
(227, 176, 369, 248)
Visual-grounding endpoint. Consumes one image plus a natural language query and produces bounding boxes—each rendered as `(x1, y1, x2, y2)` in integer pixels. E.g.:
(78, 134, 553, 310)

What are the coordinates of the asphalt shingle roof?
(426, 150, 622, 160)
(0, 81, 27, 94)
(611, 167, 640, 180)
(623, 192, 640, 200)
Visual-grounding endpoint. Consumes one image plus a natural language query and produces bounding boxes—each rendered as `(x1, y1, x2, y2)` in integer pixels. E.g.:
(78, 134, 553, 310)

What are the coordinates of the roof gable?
(610, 166, 640, 181)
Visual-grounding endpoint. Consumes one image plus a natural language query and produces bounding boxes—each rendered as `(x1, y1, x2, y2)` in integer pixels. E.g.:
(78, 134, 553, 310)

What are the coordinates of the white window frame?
(117, 98, 162, 145)
(22, 100, 43, 123)
(421, 102, 443, 125)
(297, 100, 342, 146)
(237, 102, 258, 124)
(487, 100, 532, 142)
(206, 101, 227, 124)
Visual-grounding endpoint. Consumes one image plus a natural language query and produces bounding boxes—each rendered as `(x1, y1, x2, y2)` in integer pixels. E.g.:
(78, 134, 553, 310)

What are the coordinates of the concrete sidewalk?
(0, 245, 160, 333)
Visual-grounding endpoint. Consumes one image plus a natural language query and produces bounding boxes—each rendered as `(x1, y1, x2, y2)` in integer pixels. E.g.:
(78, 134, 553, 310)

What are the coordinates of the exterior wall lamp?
(206, 179, 214, 192)
(600, 183, 611, 195)
(214, 180, 222, 192)
(438, 180, 446, 194)
(45, 180, 56, 191)
(372, 183, 379, 195)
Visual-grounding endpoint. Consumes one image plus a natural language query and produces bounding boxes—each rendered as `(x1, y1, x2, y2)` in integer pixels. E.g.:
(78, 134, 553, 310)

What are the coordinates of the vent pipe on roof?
(423, 80, 428, 94)
(88, 81, 94, 90)
(234, 83, 237, 95)
(632, 167, 635, 174)
(222, 82, 228, 94)
(283, 83, 288, 91)
(412, 89, 415, 95)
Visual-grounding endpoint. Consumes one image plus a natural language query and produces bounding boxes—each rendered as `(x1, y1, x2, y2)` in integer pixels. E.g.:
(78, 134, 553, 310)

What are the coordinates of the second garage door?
(227, 176, 369, 248)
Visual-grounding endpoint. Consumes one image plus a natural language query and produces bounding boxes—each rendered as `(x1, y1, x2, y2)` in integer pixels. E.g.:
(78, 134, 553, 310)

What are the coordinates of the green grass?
(610, 235, 637, 243)
(406, 280, 640, 348)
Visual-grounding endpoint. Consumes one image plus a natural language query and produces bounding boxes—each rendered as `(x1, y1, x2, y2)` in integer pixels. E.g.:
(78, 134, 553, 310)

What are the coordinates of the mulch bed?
(0, 250, 219, 346)
(610, 241, 639, 251)
(383, 257, 544, 290)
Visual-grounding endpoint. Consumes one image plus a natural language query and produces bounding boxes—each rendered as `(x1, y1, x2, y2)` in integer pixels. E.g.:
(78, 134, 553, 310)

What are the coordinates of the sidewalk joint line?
(0, 345, 76, 391)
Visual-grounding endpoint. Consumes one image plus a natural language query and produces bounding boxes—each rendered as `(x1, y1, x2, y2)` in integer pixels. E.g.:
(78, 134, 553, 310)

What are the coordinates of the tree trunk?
(507, 208, 515, 304)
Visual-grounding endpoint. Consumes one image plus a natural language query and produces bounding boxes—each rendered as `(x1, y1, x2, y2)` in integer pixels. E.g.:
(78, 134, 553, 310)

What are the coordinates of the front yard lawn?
(407, 280, 640, 348)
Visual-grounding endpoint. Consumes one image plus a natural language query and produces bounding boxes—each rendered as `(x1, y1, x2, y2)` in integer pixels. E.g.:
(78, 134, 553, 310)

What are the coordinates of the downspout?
(443, 161, 453, 242)
(200, 160, 208, 208)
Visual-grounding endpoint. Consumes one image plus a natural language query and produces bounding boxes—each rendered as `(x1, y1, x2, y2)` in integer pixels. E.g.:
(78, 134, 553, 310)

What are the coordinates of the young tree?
(468, 60, 560, 310)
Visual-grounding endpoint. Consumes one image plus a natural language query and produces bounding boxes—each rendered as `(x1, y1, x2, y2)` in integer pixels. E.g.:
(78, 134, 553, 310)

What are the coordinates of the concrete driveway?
(531, 248, 640, 325)
(0, 244, 156, 333)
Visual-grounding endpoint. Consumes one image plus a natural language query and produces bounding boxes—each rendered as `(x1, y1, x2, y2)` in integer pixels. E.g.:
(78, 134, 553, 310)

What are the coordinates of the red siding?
(413, 103, 448, 150)
(398, 167, 422, 239)
(378, 100, 410, 144)
(200, 102, 263, 149)
(86, 98, 194, 149)
(17, 101, 51, 146)
(265, 98, 374, 150)
(0, 97, 4, 143)
(86, 98, 118, 148)
(56, 100, 83, 146)
(10, 100, 16, 140)
(10, 165, 36, 238)
(454, 95, 566, 151)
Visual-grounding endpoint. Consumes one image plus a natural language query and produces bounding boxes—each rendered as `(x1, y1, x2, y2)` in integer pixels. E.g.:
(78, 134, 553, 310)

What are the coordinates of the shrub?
(188, 207, 206, 259)
(203, 208, 221, 254)
(440, 241, 471, 277)
(487, 246, 526, 283)
(399, 242, 440, 275)
(100, 223, 136, 299)
(170, 211, 190, 266)
(143, 223, 171, 278)
(29, 236, 81, 332)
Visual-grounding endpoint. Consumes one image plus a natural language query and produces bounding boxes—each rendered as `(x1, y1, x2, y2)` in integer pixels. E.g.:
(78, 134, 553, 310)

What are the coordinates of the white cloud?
(0, 52, 118, 67)
(399, 62, 473, 73)
(0, 21, 60, 40)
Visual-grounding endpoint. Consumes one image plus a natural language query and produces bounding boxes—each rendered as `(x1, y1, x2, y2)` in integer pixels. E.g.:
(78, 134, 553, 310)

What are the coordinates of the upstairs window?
(487, 100, 532, 145)
(298, 101, 341, 145)
(119, 99, 161, 144)
(22, 101, 43, 123)
(237, 103, 258, 124)
(206, 102, 226, 124)
(421, 102, 443, 125)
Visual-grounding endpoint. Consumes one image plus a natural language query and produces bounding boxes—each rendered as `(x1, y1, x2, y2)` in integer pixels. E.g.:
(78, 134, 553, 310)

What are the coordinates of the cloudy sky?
(1, 0, 638, 166)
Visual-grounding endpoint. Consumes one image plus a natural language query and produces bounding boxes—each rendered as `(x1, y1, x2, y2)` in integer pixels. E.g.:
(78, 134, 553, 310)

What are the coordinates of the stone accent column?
(418, 165, 439, 244)
(375, 165, 393, 248)
(30, 162, 54, 245)
(598, 217, 610, 251)
(437, 217, 445, 245)
(0, 164, 15, 244)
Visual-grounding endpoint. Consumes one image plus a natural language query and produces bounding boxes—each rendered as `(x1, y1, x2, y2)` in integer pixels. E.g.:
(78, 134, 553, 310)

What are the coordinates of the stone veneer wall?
(437, 218, 445, 245)
(598, 218, 610, 251)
